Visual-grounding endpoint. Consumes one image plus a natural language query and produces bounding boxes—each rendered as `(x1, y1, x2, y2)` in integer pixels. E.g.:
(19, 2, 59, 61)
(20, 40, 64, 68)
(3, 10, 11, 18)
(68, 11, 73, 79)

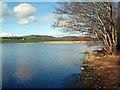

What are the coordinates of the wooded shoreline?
(1, 39, 98, 44)
(81, 53, 120, 89)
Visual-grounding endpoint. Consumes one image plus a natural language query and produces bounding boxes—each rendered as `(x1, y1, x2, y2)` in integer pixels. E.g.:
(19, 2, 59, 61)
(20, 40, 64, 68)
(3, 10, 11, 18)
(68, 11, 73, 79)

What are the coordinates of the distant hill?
(22, 35, 54, 39)
(1, 34, 97, 43)
(1, 34, 96, 41)
(1, 35, 54, 40)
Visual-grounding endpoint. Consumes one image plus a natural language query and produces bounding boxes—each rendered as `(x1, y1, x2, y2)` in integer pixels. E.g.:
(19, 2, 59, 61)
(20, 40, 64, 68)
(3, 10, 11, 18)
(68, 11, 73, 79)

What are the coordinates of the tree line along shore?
(0, 36, 98, 43)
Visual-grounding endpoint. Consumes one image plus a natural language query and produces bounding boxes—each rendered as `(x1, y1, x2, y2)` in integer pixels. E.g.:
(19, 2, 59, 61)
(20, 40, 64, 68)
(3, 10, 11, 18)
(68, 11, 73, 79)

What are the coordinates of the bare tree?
(53, 2, 119, 54)
(117, 2, 120, 51)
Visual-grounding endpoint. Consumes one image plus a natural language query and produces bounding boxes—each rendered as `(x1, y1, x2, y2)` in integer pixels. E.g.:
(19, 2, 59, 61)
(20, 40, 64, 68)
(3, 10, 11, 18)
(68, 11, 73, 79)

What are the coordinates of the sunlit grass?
(1, 38, 71, 43)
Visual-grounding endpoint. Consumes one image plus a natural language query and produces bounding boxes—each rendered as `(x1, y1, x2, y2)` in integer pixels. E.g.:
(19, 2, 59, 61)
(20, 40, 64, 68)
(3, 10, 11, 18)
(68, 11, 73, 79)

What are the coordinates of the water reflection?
(62, 73, 81, 88)
(2, 44, 88, 88)
(2, 44, 38, 88)
(15, 45, 37, 82)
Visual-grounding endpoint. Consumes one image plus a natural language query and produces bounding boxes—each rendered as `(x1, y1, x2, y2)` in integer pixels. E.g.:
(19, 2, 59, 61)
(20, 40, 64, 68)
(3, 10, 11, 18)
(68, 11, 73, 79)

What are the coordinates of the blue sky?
(1, 1, 119, 37)
(0, 2, 65, 37)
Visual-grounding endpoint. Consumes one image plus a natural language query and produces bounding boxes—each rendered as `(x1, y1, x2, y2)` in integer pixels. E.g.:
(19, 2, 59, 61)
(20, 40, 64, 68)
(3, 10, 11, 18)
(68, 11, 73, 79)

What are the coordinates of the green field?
(0, 36, 95, 43)
(0, 38, 71, 43)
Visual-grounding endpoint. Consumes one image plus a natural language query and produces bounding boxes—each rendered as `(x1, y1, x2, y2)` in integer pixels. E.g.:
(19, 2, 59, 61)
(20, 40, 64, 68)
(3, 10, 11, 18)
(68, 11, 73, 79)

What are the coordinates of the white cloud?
(28, 16, 36, 22)
(13, 3, 36, 18)
(13, 3, 37, 25)
(0, 18, 5, 24)
(40, 14, 54, 24)
(18, 16, 36, 25)
(18, 18, 29, 25)
(0, 32, 14, 37)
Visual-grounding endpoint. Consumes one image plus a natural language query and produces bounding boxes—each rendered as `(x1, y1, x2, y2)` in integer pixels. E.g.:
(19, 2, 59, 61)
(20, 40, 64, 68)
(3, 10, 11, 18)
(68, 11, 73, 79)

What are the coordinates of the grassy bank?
(80, 53, 120, 89)
(0, 38, 97, 43)
(1, 38, 67, 43)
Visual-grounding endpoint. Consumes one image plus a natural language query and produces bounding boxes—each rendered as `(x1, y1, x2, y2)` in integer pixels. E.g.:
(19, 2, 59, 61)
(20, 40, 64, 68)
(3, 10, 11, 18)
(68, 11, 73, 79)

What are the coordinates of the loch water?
(2, 43, 88, 88)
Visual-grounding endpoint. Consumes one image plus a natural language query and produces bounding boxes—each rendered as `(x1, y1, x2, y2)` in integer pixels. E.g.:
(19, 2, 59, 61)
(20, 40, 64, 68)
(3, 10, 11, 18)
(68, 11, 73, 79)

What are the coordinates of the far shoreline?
(1, 39, 99, 44)
(38, 41, 98, 44)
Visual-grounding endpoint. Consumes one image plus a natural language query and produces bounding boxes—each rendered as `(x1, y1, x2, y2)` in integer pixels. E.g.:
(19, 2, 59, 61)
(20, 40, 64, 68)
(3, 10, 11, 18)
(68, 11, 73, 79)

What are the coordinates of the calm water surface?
(2, 43, 88, 88)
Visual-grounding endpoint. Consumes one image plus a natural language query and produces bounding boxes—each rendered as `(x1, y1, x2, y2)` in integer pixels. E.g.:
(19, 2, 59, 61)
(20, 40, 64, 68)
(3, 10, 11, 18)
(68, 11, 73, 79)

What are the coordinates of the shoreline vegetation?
(0, 37, 98, 44)
(0, 36, 98, 44)
(80, 52, 120, 89)
(1, 40, 98, 44)
(53, 2, 120, 89)
(39, 41, 97, 44)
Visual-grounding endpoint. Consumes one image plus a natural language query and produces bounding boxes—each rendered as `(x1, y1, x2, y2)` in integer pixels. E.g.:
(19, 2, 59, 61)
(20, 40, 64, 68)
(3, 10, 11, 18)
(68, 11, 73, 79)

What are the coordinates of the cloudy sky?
(0, 2, 66, 37)
(1, 1, 119, 37)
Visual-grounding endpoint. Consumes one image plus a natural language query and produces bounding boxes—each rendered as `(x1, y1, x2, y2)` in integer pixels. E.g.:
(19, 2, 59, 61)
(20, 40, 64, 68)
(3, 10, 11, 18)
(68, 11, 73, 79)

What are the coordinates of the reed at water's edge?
(80, 52, 120, 89)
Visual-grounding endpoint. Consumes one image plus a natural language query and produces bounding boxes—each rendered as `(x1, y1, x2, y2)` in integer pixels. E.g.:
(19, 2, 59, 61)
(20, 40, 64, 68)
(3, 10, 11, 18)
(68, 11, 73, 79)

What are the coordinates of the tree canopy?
(53, 2, 119, 54)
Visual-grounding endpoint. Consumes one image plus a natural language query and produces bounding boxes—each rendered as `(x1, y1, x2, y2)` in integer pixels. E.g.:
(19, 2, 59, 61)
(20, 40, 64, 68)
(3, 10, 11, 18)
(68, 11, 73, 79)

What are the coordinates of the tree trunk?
(117, 2, 120, 51)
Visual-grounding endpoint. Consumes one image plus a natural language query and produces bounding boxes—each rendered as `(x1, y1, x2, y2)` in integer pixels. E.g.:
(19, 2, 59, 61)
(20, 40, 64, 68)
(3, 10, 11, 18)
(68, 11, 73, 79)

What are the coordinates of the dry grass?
(82, 53, 120, 89)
